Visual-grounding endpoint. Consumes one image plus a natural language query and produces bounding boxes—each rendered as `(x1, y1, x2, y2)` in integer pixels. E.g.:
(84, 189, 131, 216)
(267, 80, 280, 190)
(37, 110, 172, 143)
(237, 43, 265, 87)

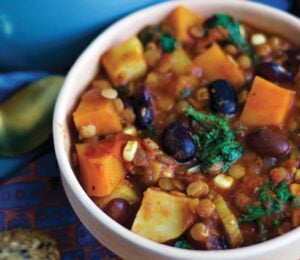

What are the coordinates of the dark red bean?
(246, 128, 290, 158)
(285, 49, 300, 74)
(256, 62, 293, 83)
(134, 85, 154, 128)
(103, 198, 129, 224)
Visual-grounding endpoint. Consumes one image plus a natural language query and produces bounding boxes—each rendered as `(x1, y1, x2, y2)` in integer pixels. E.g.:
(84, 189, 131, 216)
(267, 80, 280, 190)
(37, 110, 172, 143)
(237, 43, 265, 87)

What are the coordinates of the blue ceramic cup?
(0, 0, 165, 71)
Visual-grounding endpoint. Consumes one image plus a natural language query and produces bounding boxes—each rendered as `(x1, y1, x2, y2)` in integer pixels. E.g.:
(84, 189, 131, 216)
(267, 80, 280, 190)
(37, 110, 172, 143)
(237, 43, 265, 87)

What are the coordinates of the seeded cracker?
(0, 229, 60, 260)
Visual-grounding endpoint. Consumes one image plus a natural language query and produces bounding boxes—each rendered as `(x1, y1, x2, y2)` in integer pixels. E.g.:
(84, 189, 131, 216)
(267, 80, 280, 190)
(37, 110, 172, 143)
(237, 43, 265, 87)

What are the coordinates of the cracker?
(0, 229, 60, 260)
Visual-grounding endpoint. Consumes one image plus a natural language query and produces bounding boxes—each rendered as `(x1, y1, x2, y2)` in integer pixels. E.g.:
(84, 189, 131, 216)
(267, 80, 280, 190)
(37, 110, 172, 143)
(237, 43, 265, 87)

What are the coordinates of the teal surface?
(0, 0, 165, 71)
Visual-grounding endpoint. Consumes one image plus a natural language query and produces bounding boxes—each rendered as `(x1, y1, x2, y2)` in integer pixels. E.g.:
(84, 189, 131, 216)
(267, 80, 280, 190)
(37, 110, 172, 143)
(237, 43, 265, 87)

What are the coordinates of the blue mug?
(0, 0, 165, 71)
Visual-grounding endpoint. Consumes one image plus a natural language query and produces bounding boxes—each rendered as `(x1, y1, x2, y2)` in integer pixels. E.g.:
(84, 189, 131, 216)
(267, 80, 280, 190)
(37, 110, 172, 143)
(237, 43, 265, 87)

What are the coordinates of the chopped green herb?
(183, 105, 243, 172)
(238, 205, 265, 223)
(238, 181, 297, 224)
(180, 88, 192, 99)
(174, 237, 194, 249)
(158, 33, 176, 53)
(273, 219, 281, 227)
(204, 13, 258, 64)
(138, 25, 159, 46)
(273, 181, 291, 203)
(138, 25, 176, 53)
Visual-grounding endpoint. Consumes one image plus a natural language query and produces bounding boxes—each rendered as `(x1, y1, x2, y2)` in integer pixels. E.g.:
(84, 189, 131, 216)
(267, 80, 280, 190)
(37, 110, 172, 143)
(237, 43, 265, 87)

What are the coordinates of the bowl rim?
(53, 0, 300, 258)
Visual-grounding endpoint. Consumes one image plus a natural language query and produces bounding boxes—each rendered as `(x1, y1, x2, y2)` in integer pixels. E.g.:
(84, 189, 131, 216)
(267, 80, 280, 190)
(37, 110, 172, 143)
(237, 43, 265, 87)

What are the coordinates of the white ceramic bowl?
(53, 0, 300, 259)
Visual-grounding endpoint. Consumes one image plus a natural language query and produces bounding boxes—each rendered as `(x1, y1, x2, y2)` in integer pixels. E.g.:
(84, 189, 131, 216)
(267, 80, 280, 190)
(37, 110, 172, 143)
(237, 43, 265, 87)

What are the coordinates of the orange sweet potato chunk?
(193, 43, 245, 88)
(73, 89, 122, 136)
(240, 76, 295, 126)
(164, 6, 203, 44)
(76, 134, 129, 197)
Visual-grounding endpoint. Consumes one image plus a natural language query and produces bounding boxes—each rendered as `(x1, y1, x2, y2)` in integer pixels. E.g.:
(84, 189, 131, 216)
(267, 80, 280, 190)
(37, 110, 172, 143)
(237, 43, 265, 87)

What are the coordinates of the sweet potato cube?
(131, 188, 195, 243)
(93, 179, 140, 208)
(102, 36, 147, 85)
(240, 76, 295, 126)
(73, 89, 122, 136)
(164, 6, 203, 44)
(76, 140, 126, 197)
(193, 43, 245, 88)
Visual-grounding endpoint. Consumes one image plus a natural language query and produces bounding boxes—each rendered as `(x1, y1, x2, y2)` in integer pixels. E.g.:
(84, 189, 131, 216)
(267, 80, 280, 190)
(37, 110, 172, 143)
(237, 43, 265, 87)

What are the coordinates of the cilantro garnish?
(204, 13, 258, 64)
(158, 33, 176, 53)
(174, 237, 194, 249)
(238, 181, 299, 224)
(138, 25, 159, 46)
(238, 205, 266, 223)
(138, 26, 176, 53)
(183, 105, 243, 172)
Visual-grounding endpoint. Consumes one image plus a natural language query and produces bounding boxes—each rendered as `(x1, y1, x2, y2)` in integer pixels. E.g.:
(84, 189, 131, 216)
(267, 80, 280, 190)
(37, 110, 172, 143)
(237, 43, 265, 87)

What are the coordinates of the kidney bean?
(134, 85, 154, 128)
(103, 198, 129, 224)
(246, 128, 290, 158)
(256, 62, 293, 83)
(285, 49, 300, 74)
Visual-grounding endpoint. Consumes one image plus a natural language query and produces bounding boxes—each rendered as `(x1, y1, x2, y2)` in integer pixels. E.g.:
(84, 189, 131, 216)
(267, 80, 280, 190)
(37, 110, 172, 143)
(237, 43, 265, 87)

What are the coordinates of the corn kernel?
(161, 166, 174, 178)
(239, 25, 246, 38)
(79, 124, 96, 139)
(290, 183, 300, 196)
(100, 88, 118, 99)
(123, 125, 137, 136)
(213, 174, 234, 189)
(123, 140, 138, 162)
(251, 33, 266, 46)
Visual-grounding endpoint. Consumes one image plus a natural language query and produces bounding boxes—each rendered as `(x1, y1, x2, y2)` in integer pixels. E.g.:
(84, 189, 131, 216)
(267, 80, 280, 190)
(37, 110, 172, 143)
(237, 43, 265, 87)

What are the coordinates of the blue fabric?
(252, 0, 290, 10)
(0, 71, 49, 102)
(0, 72, 50, 179)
